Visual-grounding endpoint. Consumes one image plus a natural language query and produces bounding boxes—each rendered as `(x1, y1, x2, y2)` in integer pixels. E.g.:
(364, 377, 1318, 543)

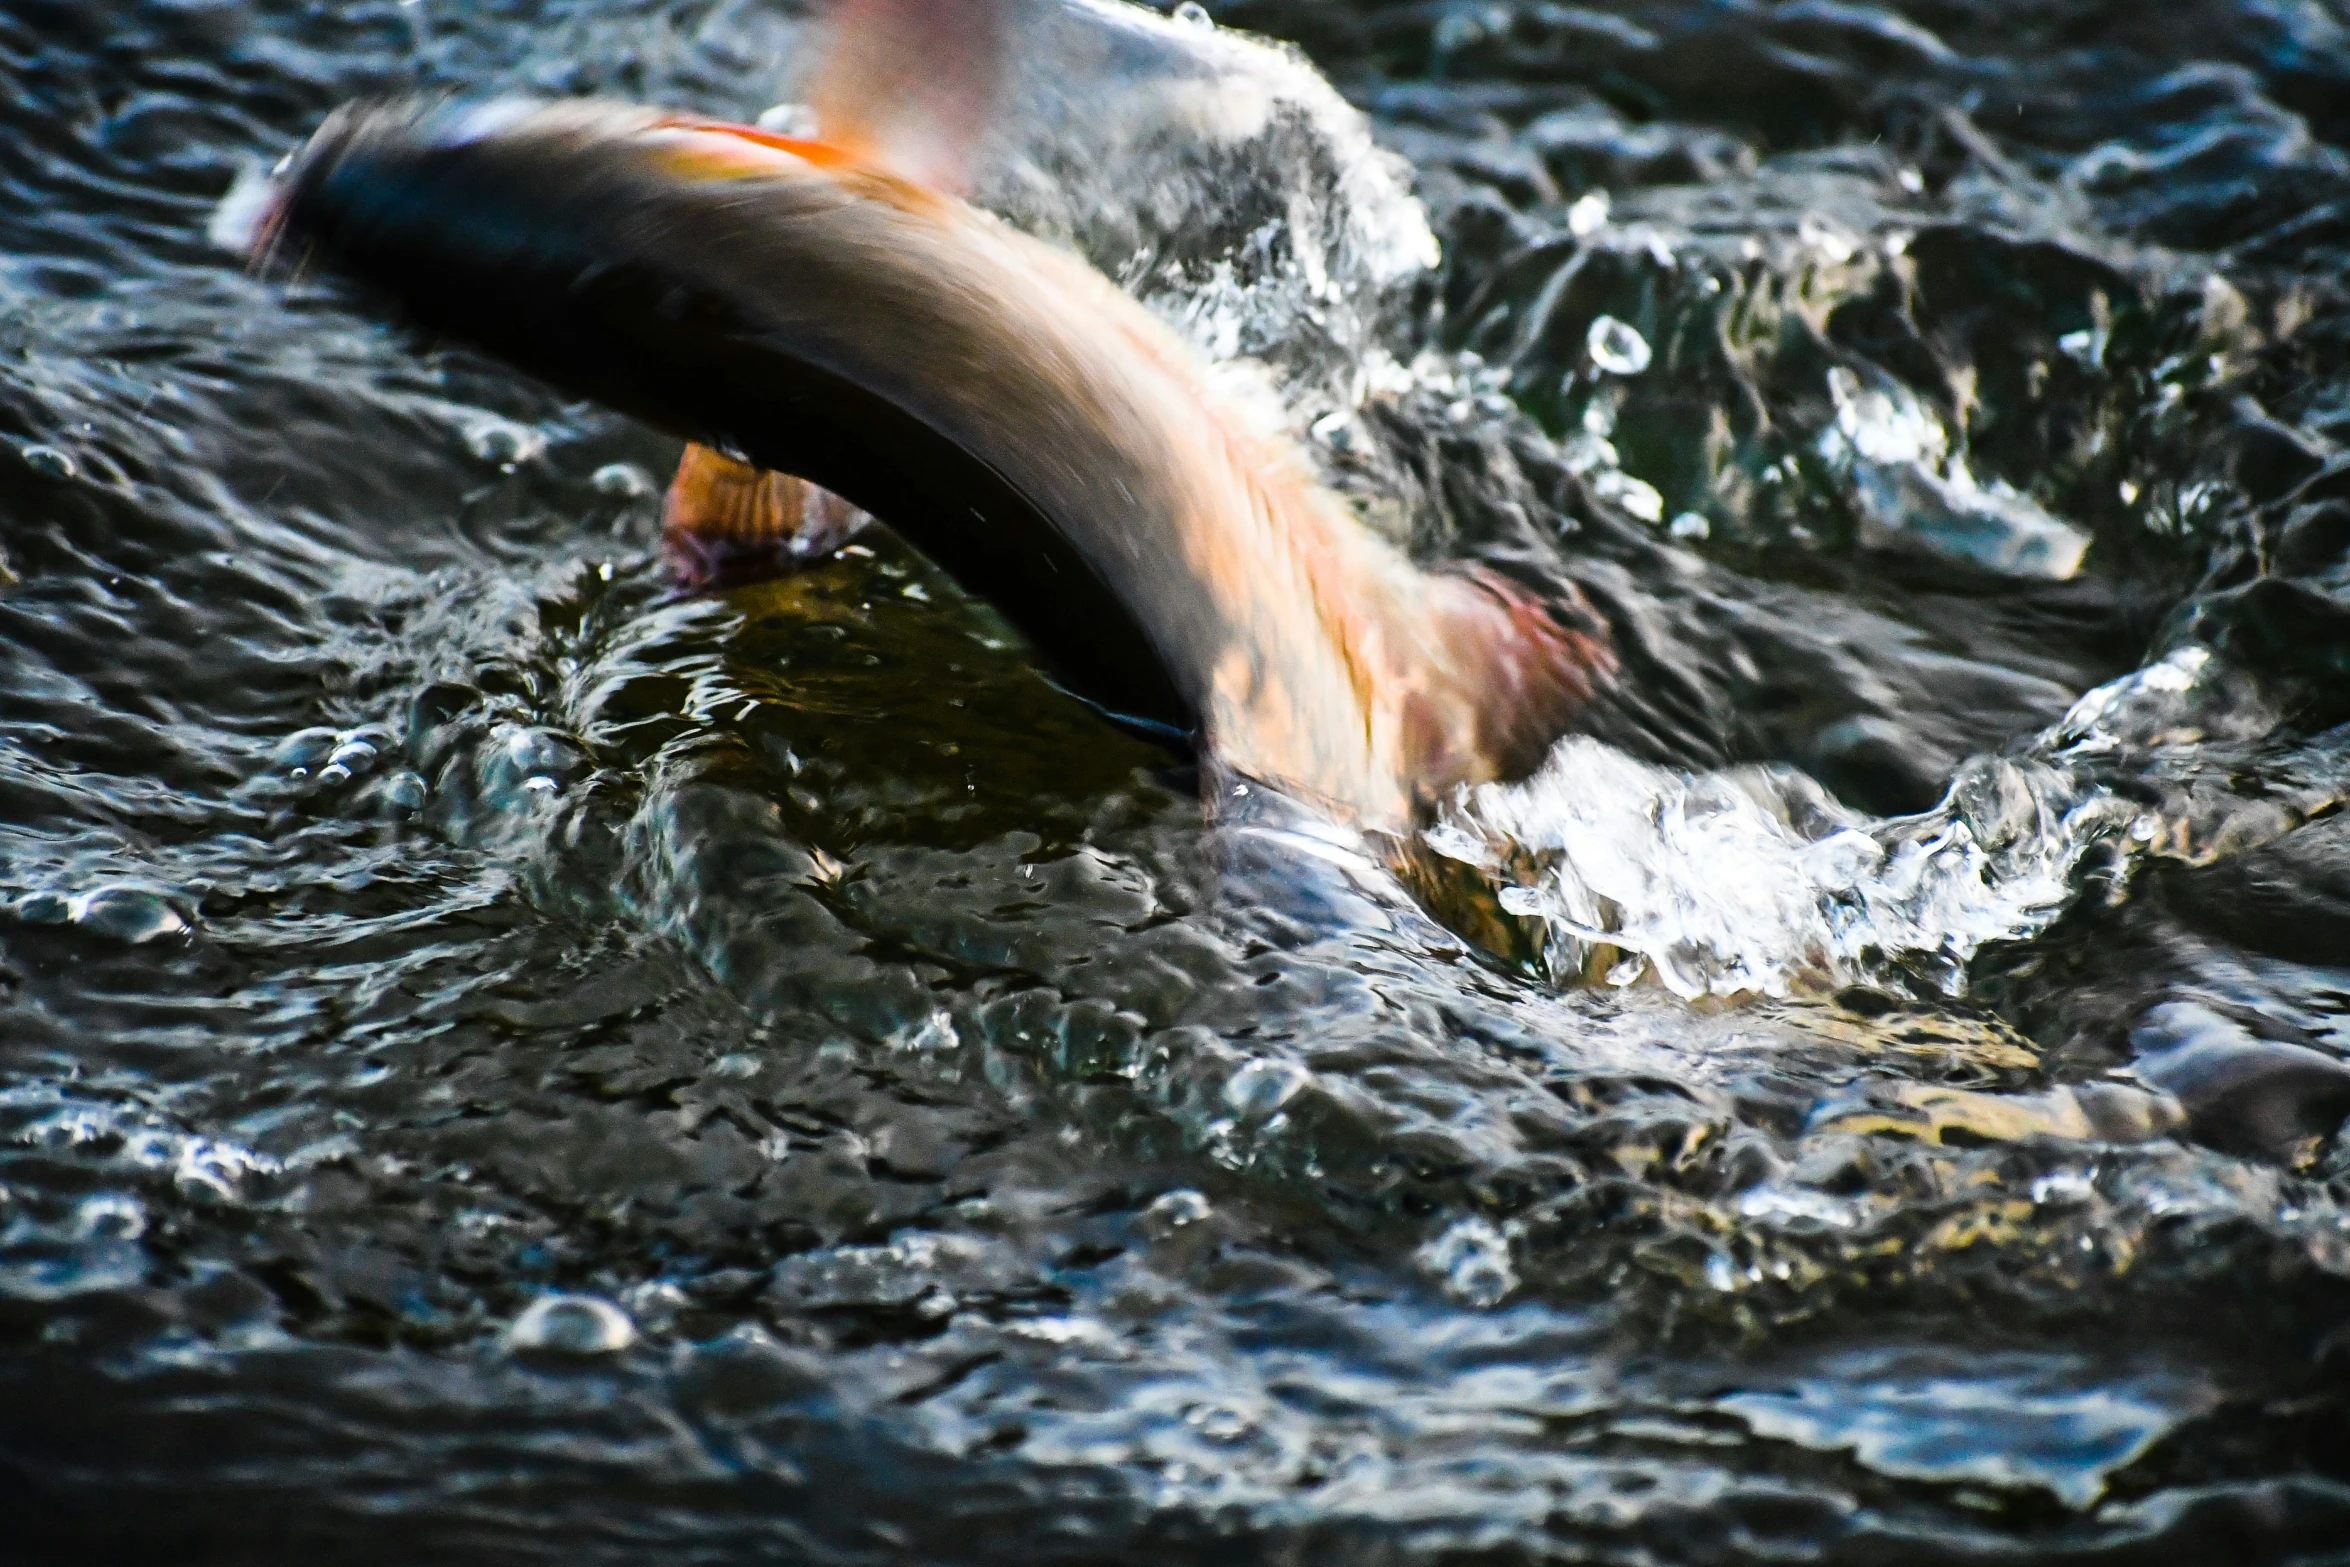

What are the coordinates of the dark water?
(8, 0, 2350, 1561)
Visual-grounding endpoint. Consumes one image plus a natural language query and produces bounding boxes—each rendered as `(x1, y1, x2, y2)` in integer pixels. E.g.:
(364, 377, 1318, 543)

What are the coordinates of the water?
(6, 0, 2350, 1560)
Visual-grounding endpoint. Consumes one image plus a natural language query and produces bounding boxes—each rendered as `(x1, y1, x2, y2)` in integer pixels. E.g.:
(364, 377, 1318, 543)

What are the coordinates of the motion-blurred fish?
(251, 0, 1616, 835)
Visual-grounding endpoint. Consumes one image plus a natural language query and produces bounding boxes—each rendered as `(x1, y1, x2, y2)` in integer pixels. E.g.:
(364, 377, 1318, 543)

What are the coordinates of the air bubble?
(1668, 511, 1711, 541)
(1416, 1217, 1517, 1308)
(590, 462, 655, 499)
(1565, 190, 1610, 238)
(1142, 1189, 1212, 1237)
(462, 418, 545, 470)
(1586, 315, 1652, 376)
(502, 726, 581, 782)
(1185, 1404, 1254, 1441)
(620, 1280, 690, 1332)
(1171, 2, 1213, 28)
(506, 1294, 636, 1356)
(20, 444, 75, 480)
(272, 726, 340, 771)
(1222, 1057, 1308, 1119)
(73, 1193, 146, 1242)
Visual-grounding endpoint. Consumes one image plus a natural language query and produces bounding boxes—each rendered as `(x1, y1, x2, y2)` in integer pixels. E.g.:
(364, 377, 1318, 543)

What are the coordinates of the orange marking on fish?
(637, 114, 954, 220)
(644, 115, 859, 173)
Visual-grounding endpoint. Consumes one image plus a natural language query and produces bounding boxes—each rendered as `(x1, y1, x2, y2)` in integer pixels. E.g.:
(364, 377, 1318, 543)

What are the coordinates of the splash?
(1428, 738, 2116, 998)
(1423, 643, 2322, 999)
(973, 0, 1440, 406)
(1817, 365, 2091, 580)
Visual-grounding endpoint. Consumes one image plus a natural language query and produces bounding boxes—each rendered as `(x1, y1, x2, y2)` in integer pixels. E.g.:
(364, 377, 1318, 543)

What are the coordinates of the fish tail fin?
(1416, 568, 1618, 790)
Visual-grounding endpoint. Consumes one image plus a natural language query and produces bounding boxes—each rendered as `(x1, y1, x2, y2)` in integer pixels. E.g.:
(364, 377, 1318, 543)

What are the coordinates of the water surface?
(6, 0, 2350, 1560)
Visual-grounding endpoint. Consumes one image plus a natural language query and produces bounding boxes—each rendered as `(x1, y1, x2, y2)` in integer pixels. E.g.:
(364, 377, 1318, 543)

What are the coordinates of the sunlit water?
(7, 0, 2350, 1561)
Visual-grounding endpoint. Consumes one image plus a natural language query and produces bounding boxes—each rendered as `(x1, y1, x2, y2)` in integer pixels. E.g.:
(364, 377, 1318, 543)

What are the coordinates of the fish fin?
(808, 0, 1013, 194)
(663, 442, 866, 589)
(1413, 568, 1617, 788)
(660, 2, 1014, 583)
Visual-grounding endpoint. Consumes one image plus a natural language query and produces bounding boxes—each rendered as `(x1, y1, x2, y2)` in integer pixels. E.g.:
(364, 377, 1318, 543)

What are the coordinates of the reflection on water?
(5, 0, 2350, 1560)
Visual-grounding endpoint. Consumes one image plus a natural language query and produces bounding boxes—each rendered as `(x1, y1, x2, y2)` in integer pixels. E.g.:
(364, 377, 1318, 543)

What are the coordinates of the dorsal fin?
(808, 0, 1013, 194)
(653, 0, 1016, 588)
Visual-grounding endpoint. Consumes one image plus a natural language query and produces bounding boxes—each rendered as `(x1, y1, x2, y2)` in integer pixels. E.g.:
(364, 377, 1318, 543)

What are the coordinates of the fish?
(250, 7, 1617, 836)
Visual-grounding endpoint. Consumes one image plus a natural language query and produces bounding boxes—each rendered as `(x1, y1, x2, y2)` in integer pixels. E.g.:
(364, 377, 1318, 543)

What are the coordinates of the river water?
(7, 0, 2350, 1560)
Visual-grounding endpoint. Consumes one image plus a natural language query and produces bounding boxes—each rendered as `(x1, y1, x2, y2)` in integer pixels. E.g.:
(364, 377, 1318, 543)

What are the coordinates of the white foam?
(1430, 737, 2118, 999)
(1428, 631, 2321, 1000)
